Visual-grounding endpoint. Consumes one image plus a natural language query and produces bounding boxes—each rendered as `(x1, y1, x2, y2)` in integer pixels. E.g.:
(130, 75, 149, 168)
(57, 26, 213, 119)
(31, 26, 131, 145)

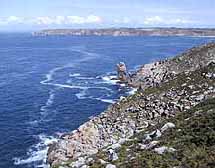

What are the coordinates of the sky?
(0, 0, 215, 31)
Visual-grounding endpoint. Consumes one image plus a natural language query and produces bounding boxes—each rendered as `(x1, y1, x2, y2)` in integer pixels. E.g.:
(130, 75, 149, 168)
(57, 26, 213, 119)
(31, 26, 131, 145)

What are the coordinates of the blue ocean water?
(0, 33, 214, 168)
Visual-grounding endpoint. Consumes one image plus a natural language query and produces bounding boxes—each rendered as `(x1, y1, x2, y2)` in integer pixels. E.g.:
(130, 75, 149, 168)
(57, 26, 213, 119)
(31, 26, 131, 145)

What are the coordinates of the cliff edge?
(47, 43, 215, 168)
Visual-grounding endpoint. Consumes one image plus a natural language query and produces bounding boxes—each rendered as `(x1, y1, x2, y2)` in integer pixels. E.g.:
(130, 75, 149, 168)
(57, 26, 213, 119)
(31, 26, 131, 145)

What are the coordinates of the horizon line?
(1, 26, 215, 33)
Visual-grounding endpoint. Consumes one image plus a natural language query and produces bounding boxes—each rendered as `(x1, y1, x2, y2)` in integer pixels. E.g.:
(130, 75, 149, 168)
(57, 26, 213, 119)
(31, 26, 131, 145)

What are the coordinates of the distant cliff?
(33, 28, 215, 37)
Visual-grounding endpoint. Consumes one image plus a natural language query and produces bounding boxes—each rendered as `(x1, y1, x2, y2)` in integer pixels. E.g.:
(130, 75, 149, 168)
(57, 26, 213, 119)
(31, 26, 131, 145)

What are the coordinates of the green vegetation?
(49, 44, 215, 167)
(90, 63, 215, 168)
(91, 98, 215, 168)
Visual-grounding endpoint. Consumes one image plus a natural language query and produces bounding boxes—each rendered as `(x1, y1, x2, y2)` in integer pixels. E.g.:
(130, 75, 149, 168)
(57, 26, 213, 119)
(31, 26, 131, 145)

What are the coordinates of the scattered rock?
(47, 43, 215, 167)
(145, 129, 162, 141)
(99, 159, 107, 165)
(69, 157, 85, 168)
(139, 141, 159, 150)
(106, 164, 117, 168)
(195, 94, 205, 101)
(154, 146, 176, 154)
(108, 143, 121, 151)
(161, 123, 176, 132)
(108, 149, 119, 161)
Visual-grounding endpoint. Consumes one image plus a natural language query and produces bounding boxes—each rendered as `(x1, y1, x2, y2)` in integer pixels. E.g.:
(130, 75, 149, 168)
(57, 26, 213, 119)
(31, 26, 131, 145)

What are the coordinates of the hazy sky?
(0, 0, 215, 31)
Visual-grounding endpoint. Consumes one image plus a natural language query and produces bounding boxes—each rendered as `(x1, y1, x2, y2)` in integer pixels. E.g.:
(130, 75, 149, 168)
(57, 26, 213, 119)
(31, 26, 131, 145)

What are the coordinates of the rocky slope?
(47, 43, 215, 168)
(33, 28, 215, 37)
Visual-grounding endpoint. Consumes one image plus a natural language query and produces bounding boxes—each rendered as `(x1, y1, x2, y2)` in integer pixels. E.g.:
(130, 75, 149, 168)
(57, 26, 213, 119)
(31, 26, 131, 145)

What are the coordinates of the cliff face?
(130, 43, 215, 88)
(33, 28, 215, 37)
(47, 43, 215, 168)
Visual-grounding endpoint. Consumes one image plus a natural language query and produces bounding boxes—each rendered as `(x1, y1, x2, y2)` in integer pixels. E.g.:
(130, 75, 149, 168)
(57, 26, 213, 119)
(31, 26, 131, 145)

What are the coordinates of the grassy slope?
(112, 98, 215, 168)
(90, 63, 215, 168)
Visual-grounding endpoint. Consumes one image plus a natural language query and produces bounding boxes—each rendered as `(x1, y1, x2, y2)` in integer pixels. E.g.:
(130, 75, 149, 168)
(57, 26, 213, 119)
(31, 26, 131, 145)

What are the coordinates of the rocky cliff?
(33, 28, 215, 37)
(47, 43, 215, 168)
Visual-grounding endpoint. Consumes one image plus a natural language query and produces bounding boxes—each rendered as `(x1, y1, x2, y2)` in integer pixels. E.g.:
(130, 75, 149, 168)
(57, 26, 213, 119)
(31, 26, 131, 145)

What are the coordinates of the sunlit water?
(0, 33, 214, 168)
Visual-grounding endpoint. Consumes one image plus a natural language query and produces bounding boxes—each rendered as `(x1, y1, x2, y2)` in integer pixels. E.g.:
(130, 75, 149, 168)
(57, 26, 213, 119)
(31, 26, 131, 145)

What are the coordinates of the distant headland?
(33, 27, 215, 37)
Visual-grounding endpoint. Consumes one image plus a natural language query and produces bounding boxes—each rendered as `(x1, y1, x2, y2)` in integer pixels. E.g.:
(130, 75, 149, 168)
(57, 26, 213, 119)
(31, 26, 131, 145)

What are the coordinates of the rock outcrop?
(116, 62, 127, 82)
(47, 43, 215, 168)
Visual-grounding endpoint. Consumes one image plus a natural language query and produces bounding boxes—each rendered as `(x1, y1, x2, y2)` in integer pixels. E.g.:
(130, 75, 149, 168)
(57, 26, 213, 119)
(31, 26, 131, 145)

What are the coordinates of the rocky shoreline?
(47, 43, 215, 168)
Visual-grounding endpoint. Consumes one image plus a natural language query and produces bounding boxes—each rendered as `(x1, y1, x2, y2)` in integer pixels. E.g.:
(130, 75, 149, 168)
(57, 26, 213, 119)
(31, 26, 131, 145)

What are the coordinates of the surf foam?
(69, 73, 81, 77)
(101, 75, 119, 85)
(14, 134, 58, 168)
(96, 98, 116, 104)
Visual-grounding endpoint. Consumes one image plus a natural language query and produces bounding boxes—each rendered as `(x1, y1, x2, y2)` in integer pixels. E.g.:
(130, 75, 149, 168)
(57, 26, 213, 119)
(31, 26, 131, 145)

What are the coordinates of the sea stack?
(116, 62, 127, 82)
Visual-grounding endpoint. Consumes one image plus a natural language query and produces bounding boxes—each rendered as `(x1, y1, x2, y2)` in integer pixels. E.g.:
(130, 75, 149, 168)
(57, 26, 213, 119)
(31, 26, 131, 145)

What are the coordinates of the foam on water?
(75, 86, 114, 100)
(43, 83, 88, 90)
(23, 48, 128, 167)
(14, 134, 58, 168)
(40, 48, 99, 85)
(69, 73, 81, 77)
(76, 76, 95, 80)
(101, 75, 119, 85)
(40, 89, 55, 114)
(120, 83, 126, 87)
(75, 88, 88, 99)
(20, 48, 101, 167)
(96, 98, 116, 104)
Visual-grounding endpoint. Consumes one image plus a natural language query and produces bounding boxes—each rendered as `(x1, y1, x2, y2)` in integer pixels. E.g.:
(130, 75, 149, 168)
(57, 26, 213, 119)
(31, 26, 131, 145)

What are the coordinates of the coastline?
(47, 42, 215, 168)
(33, 28, 215, 37)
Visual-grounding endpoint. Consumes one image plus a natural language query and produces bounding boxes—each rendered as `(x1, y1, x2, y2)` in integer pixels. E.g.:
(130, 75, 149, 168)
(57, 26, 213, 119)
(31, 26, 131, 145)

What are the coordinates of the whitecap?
(120, 83, 126, 87)
(13, 134, 58, 168)
(75, 86, 113, 100)
(76, 76, 95, 80)
(40, 64, 75, 85)
(40, 89, 55, 114)
(40, 48, 100, 85)
(42, 83, 88, 90)
(96, 98, 116, 104)
(75, 89, 88, 99)
(69, 73, 81, 77)
(27, 120, 39, 126)
(101, 75, 119, 85)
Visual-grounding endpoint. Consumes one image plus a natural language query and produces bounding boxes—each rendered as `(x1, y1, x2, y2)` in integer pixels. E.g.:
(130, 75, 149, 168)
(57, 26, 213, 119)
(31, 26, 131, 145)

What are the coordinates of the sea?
(0, 33, 214, 168)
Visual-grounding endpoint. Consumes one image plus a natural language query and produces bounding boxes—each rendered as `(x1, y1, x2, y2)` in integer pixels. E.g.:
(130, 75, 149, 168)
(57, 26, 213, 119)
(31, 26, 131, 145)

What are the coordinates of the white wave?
(27, 89, 56, 126)
(101, 75, 119, 85)
(69, 73, 95, 80)
(40, 48, 99, 85)
(75, 89, 88, 99)
(128, 88, 138, 95)
(40, 64, 74, 85)
(120, 83, 126, 87)
(27, 120, 39, 126)
(43, 82, 88, 90)
(69, 73, 81, 77)
(40, 89, 55, 114)
(96, 98, 115, 104)
(76, 76, 95, 80)
(75, 86, 113, 100)
(14, 134, 58, 168)
(38, 48, 100, 123)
